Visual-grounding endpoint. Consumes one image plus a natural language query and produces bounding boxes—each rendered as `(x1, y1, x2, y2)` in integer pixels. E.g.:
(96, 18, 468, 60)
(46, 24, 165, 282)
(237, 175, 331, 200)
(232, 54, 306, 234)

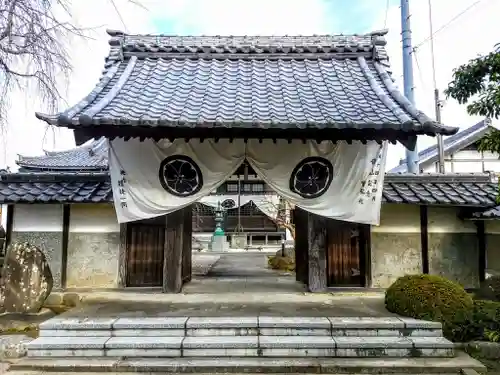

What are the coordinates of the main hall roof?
(36, 30, 457, 145)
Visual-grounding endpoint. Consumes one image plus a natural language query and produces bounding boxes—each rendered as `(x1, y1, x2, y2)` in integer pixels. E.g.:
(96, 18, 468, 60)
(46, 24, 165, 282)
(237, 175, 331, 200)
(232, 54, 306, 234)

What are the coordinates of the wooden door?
(326, 220, 363, 287)
(126, 217, 165, 287)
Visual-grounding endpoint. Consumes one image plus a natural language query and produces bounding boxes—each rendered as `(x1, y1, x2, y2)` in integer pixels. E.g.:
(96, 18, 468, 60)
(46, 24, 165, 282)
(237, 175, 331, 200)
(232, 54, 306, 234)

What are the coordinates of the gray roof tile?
(17, 138, 108, 171)
(0, 172, 496, 206)
(390, 119, 491, 173)
(36, 30, 457, 140)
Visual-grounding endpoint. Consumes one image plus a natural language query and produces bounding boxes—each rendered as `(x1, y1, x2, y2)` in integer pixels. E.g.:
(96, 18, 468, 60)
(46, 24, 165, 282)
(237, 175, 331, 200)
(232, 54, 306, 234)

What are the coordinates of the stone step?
(38, 316, 443, 337)
(11, 351, 485, 373)
(26, 335, 455, 358)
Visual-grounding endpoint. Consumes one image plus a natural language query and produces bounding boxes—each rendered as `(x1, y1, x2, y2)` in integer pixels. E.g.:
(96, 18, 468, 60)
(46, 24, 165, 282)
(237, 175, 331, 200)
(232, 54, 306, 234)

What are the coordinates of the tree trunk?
(307, 212, 327, 292)
(163, 209, 184, 293)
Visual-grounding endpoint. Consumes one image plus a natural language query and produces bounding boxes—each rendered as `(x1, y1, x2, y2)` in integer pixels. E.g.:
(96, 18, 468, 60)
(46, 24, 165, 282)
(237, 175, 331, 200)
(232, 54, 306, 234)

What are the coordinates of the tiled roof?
(469, 205, 500, 219)
(35, 30, 457, 143)
(0, 173, 112, 203)
(390, 119, 491, 173)
(0, 172, 496, 206)
(17, 138, 108, 171)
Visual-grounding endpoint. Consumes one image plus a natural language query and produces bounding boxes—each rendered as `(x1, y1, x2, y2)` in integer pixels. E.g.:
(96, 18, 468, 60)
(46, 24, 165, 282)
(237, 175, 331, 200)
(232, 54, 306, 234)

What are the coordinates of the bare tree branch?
(0, 0, 143, 130)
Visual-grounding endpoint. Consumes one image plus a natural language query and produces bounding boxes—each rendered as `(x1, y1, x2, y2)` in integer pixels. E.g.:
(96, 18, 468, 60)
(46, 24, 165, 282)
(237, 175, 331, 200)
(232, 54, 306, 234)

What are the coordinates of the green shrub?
(477, 275, 500, 302)
(470, 299, 500, 341)
(267, 255, 295, 272)
(385, 274, 474, 341)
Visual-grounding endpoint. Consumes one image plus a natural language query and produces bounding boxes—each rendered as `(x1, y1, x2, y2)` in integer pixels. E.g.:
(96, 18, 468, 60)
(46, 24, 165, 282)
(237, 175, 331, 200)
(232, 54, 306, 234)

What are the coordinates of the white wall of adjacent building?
(423, 148, 500, 174)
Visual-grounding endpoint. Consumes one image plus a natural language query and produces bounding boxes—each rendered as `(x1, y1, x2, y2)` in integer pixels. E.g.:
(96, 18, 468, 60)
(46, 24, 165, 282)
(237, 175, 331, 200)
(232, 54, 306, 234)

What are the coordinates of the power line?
(383, 0, 390, 29)
(110, 0, 129, 33)
(414, 0, 485, 50)
(427, 0, 438, 91)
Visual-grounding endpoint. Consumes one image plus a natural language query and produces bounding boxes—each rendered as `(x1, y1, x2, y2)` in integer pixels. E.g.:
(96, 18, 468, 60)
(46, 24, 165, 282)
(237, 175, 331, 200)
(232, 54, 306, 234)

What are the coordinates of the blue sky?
(151, 0, 400, 35)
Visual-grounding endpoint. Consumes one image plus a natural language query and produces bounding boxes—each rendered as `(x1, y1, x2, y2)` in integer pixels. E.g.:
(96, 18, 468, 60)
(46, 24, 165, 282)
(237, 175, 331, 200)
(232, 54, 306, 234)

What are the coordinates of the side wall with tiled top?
(370, 204, 422, 288)
(370, 204, 480, 288)
(485, 221, 500, 277)
(67, 204, 120, 288)
(427, 206, 479, 289)
(11, 204, 64, 289)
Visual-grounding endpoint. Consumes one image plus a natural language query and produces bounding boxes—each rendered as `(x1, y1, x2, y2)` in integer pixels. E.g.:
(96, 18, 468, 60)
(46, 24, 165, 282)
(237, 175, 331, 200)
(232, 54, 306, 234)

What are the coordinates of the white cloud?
(2, 0, 499, 173)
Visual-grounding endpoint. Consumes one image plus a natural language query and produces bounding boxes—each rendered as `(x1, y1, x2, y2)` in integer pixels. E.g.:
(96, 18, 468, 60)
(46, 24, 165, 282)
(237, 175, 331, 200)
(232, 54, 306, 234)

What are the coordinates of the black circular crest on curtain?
(289, 157, 334, 199)
(159, 155, 203, 197)
(221, 199, 236, 209)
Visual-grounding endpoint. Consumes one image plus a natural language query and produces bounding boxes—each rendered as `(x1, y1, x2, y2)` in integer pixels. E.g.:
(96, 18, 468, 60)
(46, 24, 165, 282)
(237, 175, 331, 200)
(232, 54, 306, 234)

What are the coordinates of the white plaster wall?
(12, 204, 63, 232)
(69, 204, 119, 233)
(427, 206, 476, 233)
(372, 204, 421, 233)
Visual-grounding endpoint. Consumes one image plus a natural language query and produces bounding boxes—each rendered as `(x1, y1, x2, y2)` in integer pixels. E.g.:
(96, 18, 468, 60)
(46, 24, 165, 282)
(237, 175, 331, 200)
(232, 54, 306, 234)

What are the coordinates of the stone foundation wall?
(370, 204, 422, 288)
(485, 221, 500, 277)
(66, 204, 120, 288)
(10, 204, 64, 288)
(427, 207, 479, 289)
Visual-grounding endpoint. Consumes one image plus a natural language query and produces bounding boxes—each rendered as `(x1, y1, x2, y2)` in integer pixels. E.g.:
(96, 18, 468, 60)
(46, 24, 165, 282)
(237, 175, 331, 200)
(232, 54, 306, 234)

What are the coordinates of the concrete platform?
(11, 351, 486, 373)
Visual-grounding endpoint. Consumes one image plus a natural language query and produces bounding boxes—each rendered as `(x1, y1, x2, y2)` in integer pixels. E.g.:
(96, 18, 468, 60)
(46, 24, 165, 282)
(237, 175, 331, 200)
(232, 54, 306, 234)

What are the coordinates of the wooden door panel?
(126, 224, 164, 287)
(326, 221, 362, 287)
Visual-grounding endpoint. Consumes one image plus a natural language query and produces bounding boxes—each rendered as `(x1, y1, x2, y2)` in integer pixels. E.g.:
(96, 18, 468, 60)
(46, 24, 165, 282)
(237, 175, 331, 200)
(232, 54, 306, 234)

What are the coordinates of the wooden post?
(476, 221, 486, 283)
(117, 223, 128, 288)
(294, 208, 309, 284)
(182, 205, 193, 284)
(307, 212, 327, 292)
(163, 209, 184, 293)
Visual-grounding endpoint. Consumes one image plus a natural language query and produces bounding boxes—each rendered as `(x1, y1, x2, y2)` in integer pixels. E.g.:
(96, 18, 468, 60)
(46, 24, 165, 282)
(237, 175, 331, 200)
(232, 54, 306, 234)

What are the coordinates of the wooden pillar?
(163, 208, 184, 293)
(476, 221, 486, 283)
(420, 205, 429, 274)
(117, 223, 128, 288)
(182, 205, 193, 284)
(294, 208, 309, 284)
(307, 212, 327, 292)
(60, 204, 70, 290)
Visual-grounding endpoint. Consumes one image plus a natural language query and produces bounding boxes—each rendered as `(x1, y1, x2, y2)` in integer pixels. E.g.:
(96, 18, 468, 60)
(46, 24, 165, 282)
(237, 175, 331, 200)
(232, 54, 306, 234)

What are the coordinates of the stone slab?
(398, 317, 442, 329)
(39, 318, 117, 330)
(259, 336, 335, 348)
(113, 317, 188, 329)
(27, 336, 109, 349)
(260, 347, 336, 357)
(409, 337, 454, 348)
(12, 352, 487, 373)
(331, 329, 401, 337)
(27, 349, 105, 357)
(182, 336, 258, 349)
(112, 328, 185, 337)
(258, 316, 331, 328)
(106, 348, 181, 357)
(333, 337, 413, 348)
(186, 316, 257, 328)
(182, 348, 259, 356)
(260, 327, 330, 336)
(105, 336, 183, 349)
(329, 317, 405, 329)
(335, 348, 411, 357)
(39, 329, 112, 337)
(186, 328, 258, 336)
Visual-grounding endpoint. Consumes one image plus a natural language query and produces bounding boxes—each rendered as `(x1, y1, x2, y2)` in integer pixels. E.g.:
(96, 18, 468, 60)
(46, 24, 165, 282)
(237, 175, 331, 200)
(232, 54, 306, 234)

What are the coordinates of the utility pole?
(428, 0, 445, 173)
(401, 0, 419, 174)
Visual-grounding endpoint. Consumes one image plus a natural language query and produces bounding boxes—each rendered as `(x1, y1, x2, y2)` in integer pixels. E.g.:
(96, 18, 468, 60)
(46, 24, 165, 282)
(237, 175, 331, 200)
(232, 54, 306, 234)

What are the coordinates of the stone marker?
(0, 334, 33, 359)
(0, 242, 53, 313)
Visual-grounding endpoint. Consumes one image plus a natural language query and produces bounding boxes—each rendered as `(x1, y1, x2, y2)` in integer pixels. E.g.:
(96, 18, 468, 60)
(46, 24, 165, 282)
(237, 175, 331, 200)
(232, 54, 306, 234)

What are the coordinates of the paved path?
(184, 252, 303, 294)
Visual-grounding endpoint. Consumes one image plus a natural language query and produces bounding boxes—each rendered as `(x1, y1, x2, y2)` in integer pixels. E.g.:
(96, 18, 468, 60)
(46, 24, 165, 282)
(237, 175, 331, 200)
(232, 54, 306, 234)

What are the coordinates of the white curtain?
(109, 138, 387, 225)
(245, 140, 388, 225)
(199, 194, 280, 219)
(109, 138, 245, 223)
